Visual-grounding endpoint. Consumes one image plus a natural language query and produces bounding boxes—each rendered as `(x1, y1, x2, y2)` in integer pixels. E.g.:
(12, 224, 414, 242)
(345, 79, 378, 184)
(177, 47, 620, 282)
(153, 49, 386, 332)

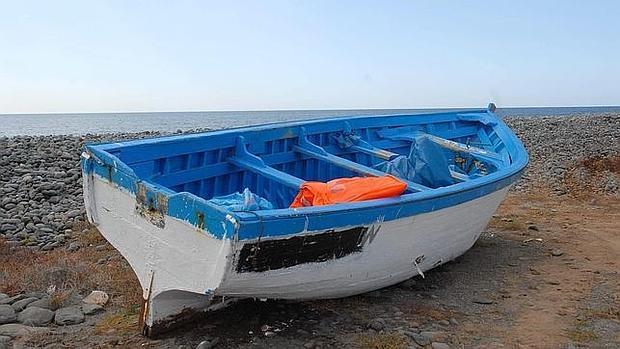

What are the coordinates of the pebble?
(505, 115, 620, 196)
(81, 303, 104, 315)
(25, 292, 46, 299)
(0, 295, 26, 306)
(196, 337, 219, 349)
(26, 298, 54, 310)
(67, 241, 80, 252)
(11, 297, 38, 312)
(551, 249, 564, 257)
(412, 333, 431, 346)
(368, 318, 386, 331)
(419, 331, 446, 342)
(472, 297, 494, 305)
(0, 307, 16, 325)
(17, 307, 55, 326)
(0, 323, 45, 338)
(432, 343, 451, 349)
(0, 335, 10, 349)
(54, 306, 85, 325)
(82, 290, 109, 305)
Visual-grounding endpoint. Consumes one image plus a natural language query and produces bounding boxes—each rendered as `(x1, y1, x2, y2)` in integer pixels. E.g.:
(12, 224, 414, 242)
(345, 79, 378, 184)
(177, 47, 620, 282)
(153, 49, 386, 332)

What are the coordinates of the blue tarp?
(208, 188, 274, 212)
(376, 135, 454, 188)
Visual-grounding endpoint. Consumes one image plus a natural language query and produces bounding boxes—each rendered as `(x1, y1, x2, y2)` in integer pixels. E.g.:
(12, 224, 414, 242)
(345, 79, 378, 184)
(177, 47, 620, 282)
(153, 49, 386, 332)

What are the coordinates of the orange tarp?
(290, 175, 407, 208)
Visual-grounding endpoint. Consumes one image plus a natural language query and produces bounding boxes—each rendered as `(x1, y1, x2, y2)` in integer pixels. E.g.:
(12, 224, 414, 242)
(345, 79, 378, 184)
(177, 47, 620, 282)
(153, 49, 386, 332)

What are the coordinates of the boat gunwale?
(82, 108, 528, 228)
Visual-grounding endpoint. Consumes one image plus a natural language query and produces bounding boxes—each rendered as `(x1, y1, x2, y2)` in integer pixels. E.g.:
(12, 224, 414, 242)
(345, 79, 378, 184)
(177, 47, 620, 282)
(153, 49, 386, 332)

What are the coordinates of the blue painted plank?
(293, 137, 430, 192)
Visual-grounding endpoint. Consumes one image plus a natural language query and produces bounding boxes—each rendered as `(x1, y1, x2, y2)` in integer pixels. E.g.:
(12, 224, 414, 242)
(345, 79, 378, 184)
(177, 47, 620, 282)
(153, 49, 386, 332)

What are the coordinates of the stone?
(67, 242, 80, 252)
(431, 342, 451, 349)
(196, 337, 219, 349)
(17, 307, 54, 326)
(26, 298, 54, 310)
(0, 323, 45, 338)
(419, 331, 447, 342)
(11, 297, 38, 312)
(0, 335, 10, 349)
(66, 210, 81, 218)
(54, 306, 85, 325)
(81, 303, 103, 315)
(0, 306, 16, 325)
(551, 249, 564, 257)
(472, 297, 494, 305)
(82, 291, 109, 306)
(24, 292, 46, 299)
(412, 333, 431, 346)
(368, 318, 386, 331)
(1, 295, 26, 305)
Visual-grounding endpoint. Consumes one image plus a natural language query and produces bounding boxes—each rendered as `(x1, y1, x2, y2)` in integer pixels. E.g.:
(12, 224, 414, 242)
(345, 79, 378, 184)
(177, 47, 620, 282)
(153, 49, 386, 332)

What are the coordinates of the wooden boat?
(80, 104, 528, 335)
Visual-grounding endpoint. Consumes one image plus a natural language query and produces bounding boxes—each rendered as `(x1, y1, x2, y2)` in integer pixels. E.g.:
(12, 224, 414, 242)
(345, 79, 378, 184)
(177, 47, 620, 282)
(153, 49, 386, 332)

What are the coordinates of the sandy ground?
(3, 186, 616, 349)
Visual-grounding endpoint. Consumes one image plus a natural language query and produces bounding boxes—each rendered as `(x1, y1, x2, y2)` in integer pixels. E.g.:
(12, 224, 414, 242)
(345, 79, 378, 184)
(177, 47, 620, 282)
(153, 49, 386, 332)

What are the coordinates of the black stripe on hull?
(236, 227, 369, 273)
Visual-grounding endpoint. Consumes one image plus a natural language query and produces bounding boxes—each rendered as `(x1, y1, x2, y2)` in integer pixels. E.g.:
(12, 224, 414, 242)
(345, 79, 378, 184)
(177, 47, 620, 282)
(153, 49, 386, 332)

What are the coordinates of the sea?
(0, 106, 618, 137)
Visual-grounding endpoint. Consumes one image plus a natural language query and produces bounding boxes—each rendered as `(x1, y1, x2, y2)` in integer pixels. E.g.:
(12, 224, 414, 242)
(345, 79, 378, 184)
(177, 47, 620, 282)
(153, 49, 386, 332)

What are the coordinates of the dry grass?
(49, 289, 73, 309)
(358, 332, 408, 349)
(567, 323, 598, 343)
(95, 305, 141, 335)
(580, 155, 620, 175)
(564, 154, 620, 199)
(0, 227, 142, 308)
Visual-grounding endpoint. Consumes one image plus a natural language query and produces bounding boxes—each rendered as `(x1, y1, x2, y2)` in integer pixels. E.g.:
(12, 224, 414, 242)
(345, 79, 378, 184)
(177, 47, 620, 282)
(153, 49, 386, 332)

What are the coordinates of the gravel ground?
(505, 114, 620, 195)
(0, 115, 619, 348)
(0, 115, 619, 249)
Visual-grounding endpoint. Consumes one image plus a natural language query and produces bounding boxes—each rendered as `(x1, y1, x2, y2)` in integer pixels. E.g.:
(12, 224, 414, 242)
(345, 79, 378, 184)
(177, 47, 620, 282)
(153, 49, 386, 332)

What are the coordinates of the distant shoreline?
(1, 108, 620, 137)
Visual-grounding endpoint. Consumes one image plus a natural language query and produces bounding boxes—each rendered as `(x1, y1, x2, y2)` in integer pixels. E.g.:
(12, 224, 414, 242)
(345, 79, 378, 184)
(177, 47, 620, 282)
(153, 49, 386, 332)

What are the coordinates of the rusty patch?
(135, 183, 166, 228)
(196, 212, 205, 230)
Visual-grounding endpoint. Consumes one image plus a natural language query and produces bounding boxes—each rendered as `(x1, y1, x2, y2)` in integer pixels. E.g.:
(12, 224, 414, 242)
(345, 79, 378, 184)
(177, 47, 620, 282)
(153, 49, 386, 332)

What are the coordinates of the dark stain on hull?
(236, 226, 369, 273)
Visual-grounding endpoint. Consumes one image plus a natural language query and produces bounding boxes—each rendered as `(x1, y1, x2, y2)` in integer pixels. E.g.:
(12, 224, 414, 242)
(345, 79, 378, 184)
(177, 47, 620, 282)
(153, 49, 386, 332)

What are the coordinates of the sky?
(0, 0, 619, 113)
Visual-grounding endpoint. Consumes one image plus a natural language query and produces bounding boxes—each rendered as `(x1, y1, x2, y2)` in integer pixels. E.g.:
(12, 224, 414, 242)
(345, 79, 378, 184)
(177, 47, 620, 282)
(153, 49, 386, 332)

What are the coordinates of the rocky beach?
(0, 114, 619, 348)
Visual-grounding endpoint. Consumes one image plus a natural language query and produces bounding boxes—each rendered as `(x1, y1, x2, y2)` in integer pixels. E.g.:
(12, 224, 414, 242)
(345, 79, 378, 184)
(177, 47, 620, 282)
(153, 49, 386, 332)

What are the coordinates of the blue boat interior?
(91, 109, 515, 210)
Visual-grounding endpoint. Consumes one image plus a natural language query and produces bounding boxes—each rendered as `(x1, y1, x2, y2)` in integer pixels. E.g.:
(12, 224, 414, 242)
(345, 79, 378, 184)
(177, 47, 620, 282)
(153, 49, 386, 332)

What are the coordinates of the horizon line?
(1, 104, 619, 116)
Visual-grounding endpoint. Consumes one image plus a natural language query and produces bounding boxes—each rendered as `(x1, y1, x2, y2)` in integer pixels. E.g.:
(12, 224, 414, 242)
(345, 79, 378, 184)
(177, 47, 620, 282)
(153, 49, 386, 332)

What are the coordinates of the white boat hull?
(85, 174, 509, 334)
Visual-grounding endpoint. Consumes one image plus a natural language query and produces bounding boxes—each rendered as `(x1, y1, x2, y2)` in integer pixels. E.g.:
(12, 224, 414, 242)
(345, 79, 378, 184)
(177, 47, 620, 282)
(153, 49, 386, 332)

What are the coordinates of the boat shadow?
(160, 231, 545, 346)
